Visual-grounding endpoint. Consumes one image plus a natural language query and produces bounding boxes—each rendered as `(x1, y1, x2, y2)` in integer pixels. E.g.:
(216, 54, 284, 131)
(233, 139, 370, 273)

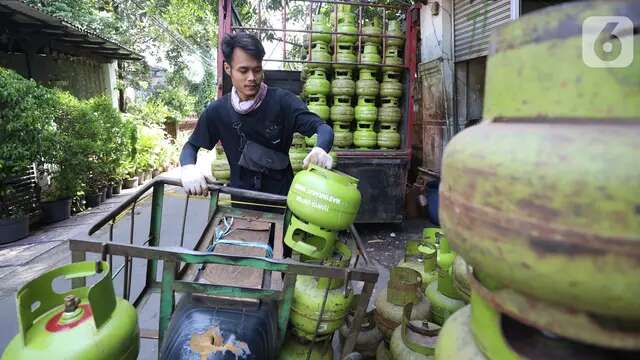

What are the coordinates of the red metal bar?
(217, 0, 233, 98)
(231, 26, 404, 40)
(291, 0, 407, 10)
(404, 4, 421, 160)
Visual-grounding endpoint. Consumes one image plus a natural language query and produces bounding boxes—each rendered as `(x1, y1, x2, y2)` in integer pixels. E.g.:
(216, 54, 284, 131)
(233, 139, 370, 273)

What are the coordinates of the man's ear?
(224, 62, 231, 77)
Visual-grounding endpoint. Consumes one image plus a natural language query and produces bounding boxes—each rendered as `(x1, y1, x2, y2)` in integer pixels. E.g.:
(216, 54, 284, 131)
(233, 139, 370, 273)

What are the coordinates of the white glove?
(303, 147, 333, 169)
(181, 164, 215, 195)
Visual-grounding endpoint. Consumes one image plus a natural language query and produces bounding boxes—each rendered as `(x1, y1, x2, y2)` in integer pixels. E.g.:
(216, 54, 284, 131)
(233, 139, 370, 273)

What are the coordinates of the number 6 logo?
(583, 16, 634, 68)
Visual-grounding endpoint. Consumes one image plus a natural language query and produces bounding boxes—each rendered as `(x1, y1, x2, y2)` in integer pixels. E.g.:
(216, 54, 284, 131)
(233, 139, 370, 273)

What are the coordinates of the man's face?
(224, 48, 263, 101)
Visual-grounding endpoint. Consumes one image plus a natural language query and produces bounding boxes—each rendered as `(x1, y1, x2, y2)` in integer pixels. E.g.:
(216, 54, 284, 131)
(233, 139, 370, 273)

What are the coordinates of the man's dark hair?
(221, 32, 265, 65)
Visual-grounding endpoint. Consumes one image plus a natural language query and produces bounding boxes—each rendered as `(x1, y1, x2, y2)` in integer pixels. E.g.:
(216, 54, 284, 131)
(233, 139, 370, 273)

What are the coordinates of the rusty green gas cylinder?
(333, 123, 353, 149)
(339, 311, 383, 359)
(434, 305, 486, 360)
(390, 304, 439, 360)
(425, 238, 465, 325)
(307, 42, 332, 71)
(398, 242, 437, 291)
(335, 43, 357, 70)
(332, 69, 355, 96)
(374, 268, 431, 341)
(353, 122, 377, 149)
(383, 46, 403, 72)
(360, 44, 382, 70)
(211, 145, 230, 182)
(380, 72, 403, 98)
(2, 261, 139, 360)
(377, 124, 401, 149)
(378, 97, 401, 124)
(309, 14, 332, 44)
(304, 70, 331, 97)
(356, 69, 380, 97)
(331, 96, 354, 124)
(355, 96, 378, 123)
(386, 20, 405, 47)
(278, 334, 333, 360)
(363, 17, 383, 45)
(439, 0, 640, 323)
(290, 243, 354, 340)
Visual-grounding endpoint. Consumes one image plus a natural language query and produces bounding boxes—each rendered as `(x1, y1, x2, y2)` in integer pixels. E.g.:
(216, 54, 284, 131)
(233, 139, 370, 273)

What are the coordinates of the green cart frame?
(69, 177, 379, 359)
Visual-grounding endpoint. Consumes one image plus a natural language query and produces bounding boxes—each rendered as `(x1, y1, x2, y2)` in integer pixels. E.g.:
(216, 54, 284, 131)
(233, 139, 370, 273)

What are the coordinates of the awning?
(0, 0, 143, 61)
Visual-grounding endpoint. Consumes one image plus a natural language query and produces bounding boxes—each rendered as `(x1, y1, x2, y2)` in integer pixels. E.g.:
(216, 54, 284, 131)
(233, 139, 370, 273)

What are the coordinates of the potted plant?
(1, 68, 58, 242)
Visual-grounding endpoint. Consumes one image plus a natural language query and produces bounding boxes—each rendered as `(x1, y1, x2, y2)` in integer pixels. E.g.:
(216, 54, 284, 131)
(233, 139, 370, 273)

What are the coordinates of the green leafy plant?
(0, 67, 58, 218)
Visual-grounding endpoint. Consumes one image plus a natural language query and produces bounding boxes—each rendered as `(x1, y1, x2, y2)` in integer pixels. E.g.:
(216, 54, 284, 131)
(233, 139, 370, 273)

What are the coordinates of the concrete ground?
(0, 169, 432, 358)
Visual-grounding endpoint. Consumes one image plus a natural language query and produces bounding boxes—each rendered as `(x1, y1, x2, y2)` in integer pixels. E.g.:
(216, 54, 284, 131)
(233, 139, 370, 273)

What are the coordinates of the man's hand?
(180, 164, 215, 195)
(303, 147, 333, 169)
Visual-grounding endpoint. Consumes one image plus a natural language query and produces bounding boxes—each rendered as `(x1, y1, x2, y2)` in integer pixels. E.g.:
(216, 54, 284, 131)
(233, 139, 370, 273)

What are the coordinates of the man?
(180, 32, 334, 196)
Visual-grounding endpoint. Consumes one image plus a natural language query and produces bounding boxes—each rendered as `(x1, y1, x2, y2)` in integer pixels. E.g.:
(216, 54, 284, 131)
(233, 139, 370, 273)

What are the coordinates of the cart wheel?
(342, 352, 362, 360)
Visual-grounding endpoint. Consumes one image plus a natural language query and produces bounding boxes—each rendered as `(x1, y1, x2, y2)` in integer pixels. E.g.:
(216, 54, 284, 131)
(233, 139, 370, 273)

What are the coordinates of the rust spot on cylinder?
(528, 236, 601, 257)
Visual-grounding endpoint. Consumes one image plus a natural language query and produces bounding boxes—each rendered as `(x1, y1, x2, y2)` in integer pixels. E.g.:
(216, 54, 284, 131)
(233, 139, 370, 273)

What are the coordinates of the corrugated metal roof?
(0, 0, 143, 61)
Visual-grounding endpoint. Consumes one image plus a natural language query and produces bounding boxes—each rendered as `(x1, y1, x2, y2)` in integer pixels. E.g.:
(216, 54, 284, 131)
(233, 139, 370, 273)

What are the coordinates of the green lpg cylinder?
(278, 335, 333, 360)
(439, 0, 640, 327)
(307, 94, 330, 121)
(422, 228, 445, 247)
(353, 122, 377, 149)
(330, 4, 354, 30)
(374, 268, 431, 341)
(211, 146, 230, 182)
(2, 261, 139, 360)
(335, 43, 357, 70)
(305, 134, 317, 148)
(386, 20, 405, 48)
(304, 70, 331, 97)
(331, 96, 355, 123)
(307, 42, 332, 72)
(376, 342, 392, 360)
(285, 165, 361, 259)
(377, 124, 401, 150)
(378, 97, 401, 124)
(383, 47, 403, 72)
(380, 72, 403, 98)
(309, 14, 332, 44)
(290, 147, 307, 174)
(337, 12, 358, 44)
(355, 96, 378, 123)
(338, 311, 383, 359)
(434, 305, 486, 360)
(390, 304, 440, 360)
(332, 69, 355, 96)
(290, 243, 354, 340)
(292, 132, 306, 147)
(362, 17, 382, 45)
(425, 238, 466, 325)
(356, 70, 380, 97)
(333, 123, 353, 149)
(397, 241, 438, 291)
(452, 256, 471, 303)
(360, 44, 382, 71)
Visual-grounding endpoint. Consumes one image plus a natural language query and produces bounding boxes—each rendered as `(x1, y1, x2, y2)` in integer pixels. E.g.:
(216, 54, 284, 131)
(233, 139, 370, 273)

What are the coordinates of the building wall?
(0, 52, 117, 102)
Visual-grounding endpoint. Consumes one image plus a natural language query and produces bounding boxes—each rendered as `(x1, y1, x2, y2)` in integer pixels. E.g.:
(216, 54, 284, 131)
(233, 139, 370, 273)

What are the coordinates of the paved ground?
(0, 170, 432, 358)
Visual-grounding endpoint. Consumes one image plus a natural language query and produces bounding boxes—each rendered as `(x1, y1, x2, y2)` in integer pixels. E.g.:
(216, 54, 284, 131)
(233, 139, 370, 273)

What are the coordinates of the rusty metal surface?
(469, 274, 640, 351)
(418, 60, 447, 174)
(441, 121, 640, 321)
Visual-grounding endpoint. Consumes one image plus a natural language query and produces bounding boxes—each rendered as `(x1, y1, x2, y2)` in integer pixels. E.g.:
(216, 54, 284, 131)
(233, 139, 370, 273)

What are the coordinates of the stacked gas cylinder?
(280, 164, 362, 357)
(374, 227, 470, 359)
(298, 5, 406, 151)
(436, 1, 640, 359)
(211, 144, 231, 183)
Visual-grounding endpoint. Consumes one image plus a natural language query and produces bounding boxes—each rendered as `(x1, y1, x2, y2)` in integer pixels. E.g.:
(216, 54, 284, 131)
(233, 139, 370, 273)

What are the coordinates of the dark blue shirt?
(186, 87, 333, 195)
